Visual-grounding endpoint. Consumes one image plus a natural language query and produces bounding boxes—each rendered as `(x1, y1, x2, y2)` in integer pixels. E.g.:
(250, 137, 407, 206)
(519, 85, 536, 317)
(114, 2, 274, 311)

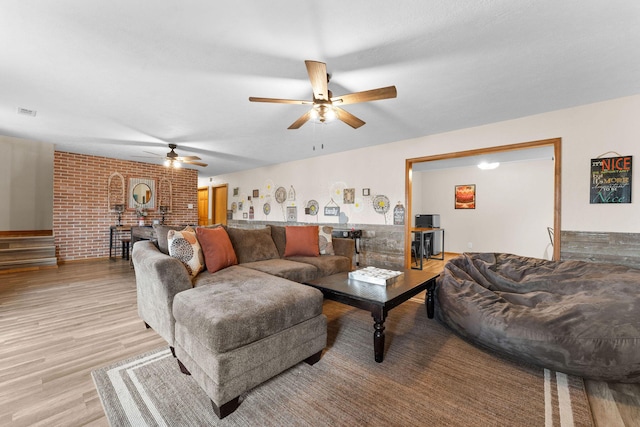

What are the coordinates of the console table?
(131, 225, 156, 246)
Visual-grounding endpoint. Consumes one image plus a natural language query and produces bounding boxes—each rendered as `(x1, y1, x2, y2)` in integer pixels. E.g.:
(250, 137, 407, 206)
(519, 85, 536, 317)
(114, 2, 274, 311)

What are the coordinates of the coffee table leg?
(426, 286, 435, 319)
(372, 314, 385, 363)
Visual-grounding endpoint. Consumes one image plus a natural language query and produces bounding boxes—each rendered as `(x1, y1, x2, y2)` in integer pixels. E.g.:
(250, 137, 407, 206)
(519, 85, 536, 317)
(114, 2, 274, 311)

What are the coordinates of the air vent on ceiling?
(17, 107, 37, 117)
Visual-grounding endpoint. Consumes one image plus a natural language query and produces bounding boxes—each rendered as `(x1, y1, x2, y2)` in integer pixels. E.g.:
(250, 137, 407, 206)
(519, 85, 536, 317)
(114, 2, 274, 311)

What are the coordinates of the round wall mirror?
(132, 183, 152, 205)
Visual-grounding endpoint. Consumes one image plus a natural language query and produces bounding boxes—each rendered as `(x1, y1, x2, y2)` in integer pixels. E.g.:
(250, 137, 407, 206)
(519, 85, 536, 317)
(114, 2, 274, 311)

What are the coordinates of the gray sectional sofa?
(133, 224, 353, 350)
(132, 223, 354, 418)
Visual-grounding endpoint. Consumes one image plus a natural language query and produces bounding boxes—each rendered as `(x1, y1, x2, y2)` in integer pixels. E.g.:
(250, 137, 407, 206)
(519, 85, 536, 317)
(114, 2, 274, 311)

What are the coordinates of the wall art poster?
(393, 202, 405, 225)
(455, 184, 475, 209)
(590, 156, 632, 204)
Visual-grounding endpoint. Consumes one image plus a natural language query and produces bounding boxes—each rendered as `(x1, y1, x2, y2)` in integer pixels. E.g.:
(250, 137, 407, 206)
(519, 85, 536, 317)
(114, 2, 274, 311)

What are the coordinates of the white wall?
(415, 159, 555, 259)
(0, 135, 54, 230)
(207, 94, 640, 253)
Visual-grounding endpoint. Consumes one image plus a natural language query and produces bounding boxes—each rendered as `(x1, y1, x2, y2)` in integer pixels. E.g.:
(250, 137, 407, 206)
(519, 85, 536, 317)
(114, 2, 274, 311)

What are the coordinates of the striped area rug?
(92, 300, 593, 426)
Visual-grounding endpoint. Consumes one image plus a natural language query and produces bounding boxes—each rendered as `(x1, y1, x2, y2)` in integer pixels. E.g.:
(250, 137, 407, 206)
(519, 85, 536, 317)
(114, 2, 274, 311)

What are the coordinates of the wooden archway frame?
(404, 138, 562, 267)
(107, 172, 125, 212)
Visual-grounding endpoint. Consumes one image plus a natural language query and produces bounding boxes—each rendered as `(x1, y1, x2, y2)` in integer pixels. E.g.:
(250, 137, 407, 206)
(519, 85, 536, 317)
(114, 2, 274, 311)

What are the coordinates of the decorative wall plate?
(275, 186, 287, 203)
(263, 202, 271, 216)
(306, 200, 319, 216)
(231, 202, 237, 213)
(372, 195, 390, 214)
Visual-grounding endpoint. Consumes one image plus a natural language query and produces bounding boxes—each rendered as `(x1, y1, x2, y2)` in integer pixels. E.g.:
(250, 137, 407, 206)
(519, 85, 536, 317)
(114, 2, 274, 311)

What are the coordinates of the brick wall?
(54, 152, 198, 262)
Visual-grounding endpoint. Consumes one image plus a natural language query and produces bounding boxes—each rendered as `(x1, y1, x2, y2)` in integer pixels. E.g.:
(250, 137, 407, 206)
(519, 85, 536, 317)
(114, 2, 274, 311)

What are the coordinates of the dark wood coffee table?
(304, 268, 439, 363)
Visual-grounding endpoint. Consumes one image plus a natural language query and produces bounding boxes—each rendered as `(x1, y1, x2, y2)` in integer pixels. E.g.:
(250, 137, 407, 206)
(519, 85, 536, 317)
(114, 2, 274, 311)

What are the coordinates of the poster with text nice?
(590, 156, 632, 204)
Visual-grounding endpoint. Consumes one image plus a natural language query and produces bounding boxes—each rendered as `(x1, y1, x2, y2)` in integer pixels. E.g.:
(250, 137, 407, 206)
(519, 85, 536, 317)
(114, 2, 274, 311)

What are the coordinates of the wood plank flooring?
(1, 257, 639, 426)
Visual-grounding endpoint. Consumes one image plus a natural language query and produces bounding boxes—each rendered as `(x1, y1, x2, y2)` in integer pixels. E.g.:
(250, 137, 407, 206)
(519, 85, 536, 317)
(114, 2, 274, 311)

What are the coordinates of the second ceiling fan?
(249, 60, 397, 129)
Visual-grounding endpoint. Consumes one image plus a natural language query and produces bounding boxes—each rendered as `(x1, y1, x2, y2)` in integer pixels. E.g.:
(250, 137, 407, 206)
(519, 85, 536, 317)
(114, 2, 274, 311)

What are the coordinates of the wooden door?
(212, 184, 228, 225)
(197, 187, 209, 226)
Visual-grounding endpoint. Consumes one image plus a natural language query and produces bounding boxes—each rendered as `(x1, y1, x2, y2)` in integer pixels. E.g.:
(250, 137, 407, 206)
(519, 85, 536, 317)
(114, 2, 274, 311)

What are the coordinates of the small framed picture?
(344, 188, 355, 204)
(362, 188, 370, 196)
(233, 187, 239, 197)
(253, 189, 259, 198)
(455, 184, 476, 209)
(286, 206, 297, 222)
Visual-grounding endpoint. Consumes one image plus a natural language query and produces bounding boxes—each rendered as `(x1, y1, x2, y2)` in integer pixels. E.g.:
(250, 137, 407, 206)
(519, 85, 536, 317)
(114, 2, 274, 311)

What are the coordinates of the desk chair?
(411, 233, 431, 266)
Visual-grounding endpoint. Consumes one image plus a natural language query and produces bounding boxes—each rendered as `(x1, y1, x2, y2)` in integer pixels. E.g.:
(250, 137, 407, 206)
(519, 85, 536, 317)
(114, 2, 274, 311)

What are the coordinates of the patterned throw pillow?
(318, 225, 335, 255)
(167, 226, 204, 279)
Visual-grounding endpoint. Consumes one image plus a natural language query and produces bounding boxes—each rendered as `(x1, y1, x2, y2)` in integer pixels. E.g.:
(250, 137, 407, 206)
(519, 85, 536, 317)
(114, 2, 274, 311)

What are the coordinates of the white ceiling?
(2, 1, 639, 177)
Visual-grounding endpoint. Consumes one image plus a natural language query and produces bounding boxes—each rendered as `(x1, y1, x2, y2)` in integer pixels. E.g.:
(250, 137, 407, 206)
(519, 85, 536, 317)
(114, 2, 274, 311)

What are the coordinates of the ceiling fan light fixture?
(313, 104, 336, 123)
(164, 159, 181, 168)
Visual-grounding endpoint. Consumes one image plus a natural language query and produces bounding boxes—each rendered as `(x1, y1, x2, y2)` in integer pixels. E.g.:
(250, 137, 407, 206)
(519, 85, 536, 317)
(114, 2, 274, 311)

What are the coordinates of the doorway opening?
(404, 138, 561, 268)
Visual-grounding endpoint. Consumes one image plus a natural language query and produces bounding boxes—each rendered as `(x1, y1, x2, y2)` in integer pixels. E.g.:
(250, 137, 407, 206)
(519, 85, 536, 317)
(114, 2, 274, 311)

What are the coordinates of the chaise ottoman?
(172, 269, 327, 419)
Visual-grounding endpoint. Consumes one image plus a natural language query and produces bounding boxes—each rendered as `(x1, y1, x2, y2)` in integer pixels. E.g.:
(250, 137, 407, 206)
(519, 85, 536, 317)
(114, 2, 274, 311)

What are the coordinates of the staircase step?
(0, 246, 56, 262)
(0, 236, 55, 249)
(0, 257, 58, 272)
(0, 235, 57, 273)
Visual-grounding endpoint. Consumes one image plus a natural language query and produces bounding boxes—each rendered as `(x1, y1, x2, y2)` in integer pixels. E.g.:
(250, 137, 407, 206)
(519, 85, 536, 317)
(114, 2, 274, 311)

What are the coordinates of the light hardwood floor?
(1, 257, 639, 426)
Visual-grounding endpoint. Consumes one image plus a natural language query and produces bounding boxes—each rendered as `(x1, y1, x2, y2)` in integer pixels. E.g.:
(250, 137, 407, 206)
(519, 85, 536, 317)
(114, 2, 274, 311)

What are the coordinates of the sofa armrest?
(332, 237, 355, 260)
(132, 240, 192, 347)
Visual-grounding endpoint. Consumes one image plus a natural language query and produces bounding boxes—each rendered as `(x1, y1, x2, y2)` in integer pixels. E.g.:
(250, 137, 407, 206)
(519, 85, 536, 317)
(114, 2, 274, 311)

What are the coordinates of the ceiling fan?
(249, 60, 397, 129)
(137, 144, 208, 168)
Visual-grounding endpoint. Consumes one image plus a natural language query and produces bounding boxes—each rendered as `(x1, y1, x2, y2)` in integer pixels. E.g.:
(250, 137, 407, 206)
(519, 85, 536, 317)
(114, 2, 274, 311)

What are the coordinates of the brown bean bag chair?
(436, 252, 640, 382)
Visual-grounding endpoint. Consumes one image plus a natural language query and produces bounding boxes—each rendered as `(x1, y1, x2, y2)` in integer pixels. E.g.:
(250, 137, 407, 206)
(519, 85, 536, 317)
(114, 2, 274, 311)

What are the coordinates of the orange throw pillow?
(284, 225, 319, 257)
(196, 226, 238, 273)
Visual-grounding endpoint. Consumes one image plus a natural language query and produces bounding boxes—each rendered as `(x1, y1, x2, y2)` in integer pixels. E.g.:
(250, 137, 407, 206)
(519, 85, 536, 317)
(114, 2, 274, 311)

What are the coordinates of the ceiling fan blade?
(288, 110, 313, 129)
(176, 155, 201, 161)
(181, 160, 208, 167)
(305, 60, 329, 101)
(334, 107, 366, 129)
(331, 86, 397, 106)
(141, 151, 164, 157)
(249, 97, 311, 105)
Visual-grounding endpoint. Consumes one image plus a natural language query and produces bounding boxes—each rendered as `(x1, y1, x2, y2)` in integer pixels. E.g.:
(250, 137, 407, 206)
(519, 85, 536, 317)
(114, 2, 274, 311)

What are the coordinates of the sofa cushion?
(175, 265, 324, 353)
(270, 225, 287, 258)
(153, 224, 185, 254)
(284, 225, 319, 257)
(242, 259, 319, 283)
(226, 226, 279, 264)
(196, 226, 238, 273)
(318, 225, 335, 255)
(168, 226, 204, 279)
(285, 254, 351, 277)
